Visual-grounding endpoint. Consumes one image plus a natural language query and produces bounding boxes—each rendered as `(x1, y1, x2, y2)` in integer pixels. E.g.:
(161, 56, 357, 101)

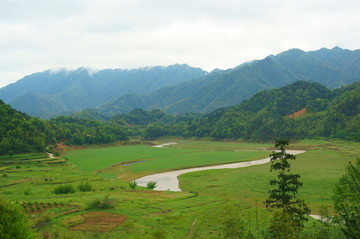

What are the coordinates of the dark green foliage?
(264, 210, 299, 239)
(0, 100, 56, 154)
(53, 184, 76, 194)
(142, 125, 166, 140)
(128, 181, 137, 189)
(50, 116, 128, 145)
(143, 80, 360, 141)
(264, 140, 310, 232)
(0, 99, 129, 155)
(333, 158, 360, 239)
(0, 198, 35, 239)
(146, 181, 157, 190)
(77, 182, 92, 192)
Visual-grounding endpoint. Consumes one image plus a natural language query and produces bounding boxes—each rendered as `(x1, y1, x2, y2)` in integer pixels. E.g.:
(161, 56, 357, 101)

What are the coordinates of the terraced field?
(0, 139, 358, 238)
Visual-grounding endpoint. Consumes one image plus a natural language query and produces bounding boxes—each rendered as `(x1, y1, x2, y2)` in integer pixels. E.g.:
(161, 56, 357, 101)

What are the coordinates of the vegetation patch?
(70, 211, 128, 232)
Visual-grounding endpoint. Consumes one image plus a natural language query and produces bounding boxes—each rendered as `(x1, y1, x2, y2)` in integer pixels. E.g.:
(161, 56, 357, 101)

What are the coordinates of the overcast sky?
(1, 0, 360, 88)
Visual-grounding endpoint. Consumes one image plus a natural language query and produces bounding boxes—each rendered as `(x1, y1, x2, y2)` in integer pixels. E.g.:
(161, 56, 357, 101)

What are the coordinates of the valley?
(0, 47, 359, 238)
(1, 139, 358, 238)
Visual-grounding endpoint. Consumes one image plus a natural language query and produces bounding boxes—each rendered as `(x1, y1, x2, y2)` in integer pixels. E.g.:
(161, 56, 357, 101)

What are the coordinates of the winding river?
(135, 148, 305, 191)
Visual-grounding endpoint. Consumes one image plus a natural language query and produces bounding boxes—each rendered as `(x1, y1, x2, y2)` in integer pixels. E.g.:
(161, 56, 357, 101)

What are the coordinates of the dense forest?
(72, 80, 360, 141)
(0, 100, 127, 154)
(1, 80, 359, 155)
(139, 81, 360, 141)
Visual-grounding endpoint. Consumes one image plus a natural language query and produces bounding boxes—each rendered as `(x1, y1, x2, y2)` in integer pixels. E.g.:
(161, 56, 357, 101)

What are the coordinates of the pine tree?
(264, 139, 310, 234)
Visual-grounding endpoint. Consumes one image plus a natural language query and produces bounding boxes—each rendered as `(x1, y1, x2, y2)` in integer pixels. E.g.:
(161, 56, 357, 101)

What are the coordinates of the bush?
(24, 188, 32, 195)
(0, 198, 36, 239)
(129, 181, 137, 189)
(53, 184, 75, 194)
(146, 181, 157, 190)
(87, 195, 114, 209)
(77, 182, 92, 192)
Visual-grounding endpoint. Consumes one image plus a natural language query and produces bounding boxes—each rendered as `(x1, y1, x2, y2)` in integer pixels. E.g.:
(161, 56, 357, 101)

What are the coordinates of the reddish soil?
(289, 108, 307, 118)
(70, 211, 128, 232)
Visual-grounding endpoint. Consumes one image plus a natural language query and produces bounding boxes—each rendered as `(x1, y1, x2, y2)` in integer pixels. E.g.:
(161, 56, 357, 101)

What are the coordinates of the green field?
(0, 139, 358, 238)
(65, 141, 271, 180)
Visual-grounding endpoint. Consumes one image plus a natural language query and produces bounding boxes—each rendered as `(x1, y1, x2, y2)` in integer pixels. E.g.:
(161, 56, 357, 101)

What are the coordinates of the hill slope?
(151, 80, 360, 141)
(0, 64, 207, 118)
(97, 47, 360, 116)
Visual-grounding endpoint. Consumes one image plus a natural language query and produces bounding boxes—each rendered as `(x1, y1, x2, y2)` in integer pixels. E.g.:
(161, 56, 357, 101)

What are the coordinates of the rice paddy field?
(0, 138, 359, 238)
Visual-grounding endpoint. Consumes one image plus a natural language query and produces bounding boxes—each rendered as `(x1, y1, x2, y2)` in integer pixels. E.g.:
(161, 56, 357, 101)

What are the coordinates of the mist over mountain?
(0, 64, 207, 118)
(1, 47, 359, 118)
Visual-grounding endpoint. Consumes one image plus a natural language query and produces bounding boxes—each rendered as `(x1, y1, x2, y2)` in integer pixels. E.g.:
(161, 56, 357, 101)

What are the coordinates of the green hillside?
(113, 80, 360, 141)
(0, 101, 128, 155)
(0, 100, 54, 154)
(97, 47, 360, 116)
(0, 65, 206, 118)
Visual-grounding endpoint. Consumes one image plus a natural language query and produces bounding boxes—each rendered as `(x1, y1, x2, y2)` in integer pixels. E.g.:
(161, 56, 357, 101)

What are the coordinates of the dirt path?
(47, 153, 54, 158)
(187, 217, 198, 239)
(135, 150, 305, 191)
(152, 142, 177, 148)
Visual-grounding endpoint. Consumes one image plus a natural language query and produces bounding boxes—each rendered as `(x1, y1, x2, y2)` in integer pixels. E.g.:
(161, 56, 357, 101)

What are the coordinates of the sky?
(1, 0, 360, 88)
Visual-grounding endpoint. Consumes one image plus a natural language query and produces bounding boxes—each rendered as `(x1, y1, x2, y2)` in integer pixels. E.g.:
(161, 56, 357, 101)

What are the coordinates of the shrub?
(129, 181, 137, 189)
(0, 199, 35, 239)
(77, 182, 92, 192)
(87, 195, 114, 209)
(146, 181, 157, 190)
(53, 184, 75, 194)
(24, 188, 32, 195)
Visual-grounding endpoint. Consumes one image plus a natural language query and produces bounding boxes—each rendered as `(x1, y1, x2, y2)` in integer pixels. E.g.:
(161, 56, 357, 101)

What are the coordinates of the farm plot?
(70, 211, 128, 232)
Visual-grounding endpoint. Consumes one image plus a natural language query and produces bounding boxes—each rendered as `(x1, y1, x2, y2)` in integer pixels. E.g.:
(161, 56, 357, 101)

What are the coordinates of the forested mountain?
(96, 47, 360, 116)
(140, 80, 360, 141)
(1, 80, 359, 154)
(1, 47, 359, 119)
(0, 100, 128, 155)
(0, 100, 55, 154)
(0, 64, 206, 118)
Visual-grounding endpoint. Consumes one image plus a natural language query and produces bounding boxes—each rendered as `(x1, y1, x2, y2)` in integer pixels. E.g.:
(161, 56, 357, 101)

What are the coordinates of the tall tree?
(333, 158, 360, 239)
(264, 139, 310, 237)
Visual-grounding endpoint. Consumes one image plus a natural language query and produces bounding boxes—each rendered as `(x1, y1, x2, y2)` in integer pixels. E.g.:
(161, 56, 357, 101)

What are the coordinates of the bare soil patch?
(70, 211, 128, 232)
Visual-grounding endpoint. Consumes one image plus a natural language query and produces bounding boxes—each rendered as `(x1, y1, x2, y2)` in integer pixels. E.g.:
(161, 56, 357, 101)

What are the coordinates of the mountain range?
(1, 47, 359, 118)
(0, 64, 206, 118)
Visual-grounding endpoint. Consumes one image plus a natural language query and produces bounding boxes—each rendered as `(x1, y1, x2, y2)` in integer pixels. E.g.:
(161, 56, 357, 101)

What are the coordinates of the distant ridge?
(0, 64, 207, 118)
(94, 47, 360, 116)
(1, 47, 360, 118)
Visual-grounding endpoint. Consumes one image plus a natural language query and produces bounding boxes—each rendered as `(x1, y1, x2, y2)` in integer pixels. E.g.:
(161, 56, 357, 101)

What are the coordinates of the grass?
(0, 138, 358, 238)
(65, 141, 270, 180)
(0, 152, 48, 161)
(179, 139, 360, 214)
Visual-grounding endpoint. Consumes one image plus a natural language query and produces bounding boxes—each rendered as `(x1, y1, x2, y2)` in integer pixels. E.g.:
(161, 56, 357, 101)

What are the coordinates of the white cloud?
(0, 0, 360, 87)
